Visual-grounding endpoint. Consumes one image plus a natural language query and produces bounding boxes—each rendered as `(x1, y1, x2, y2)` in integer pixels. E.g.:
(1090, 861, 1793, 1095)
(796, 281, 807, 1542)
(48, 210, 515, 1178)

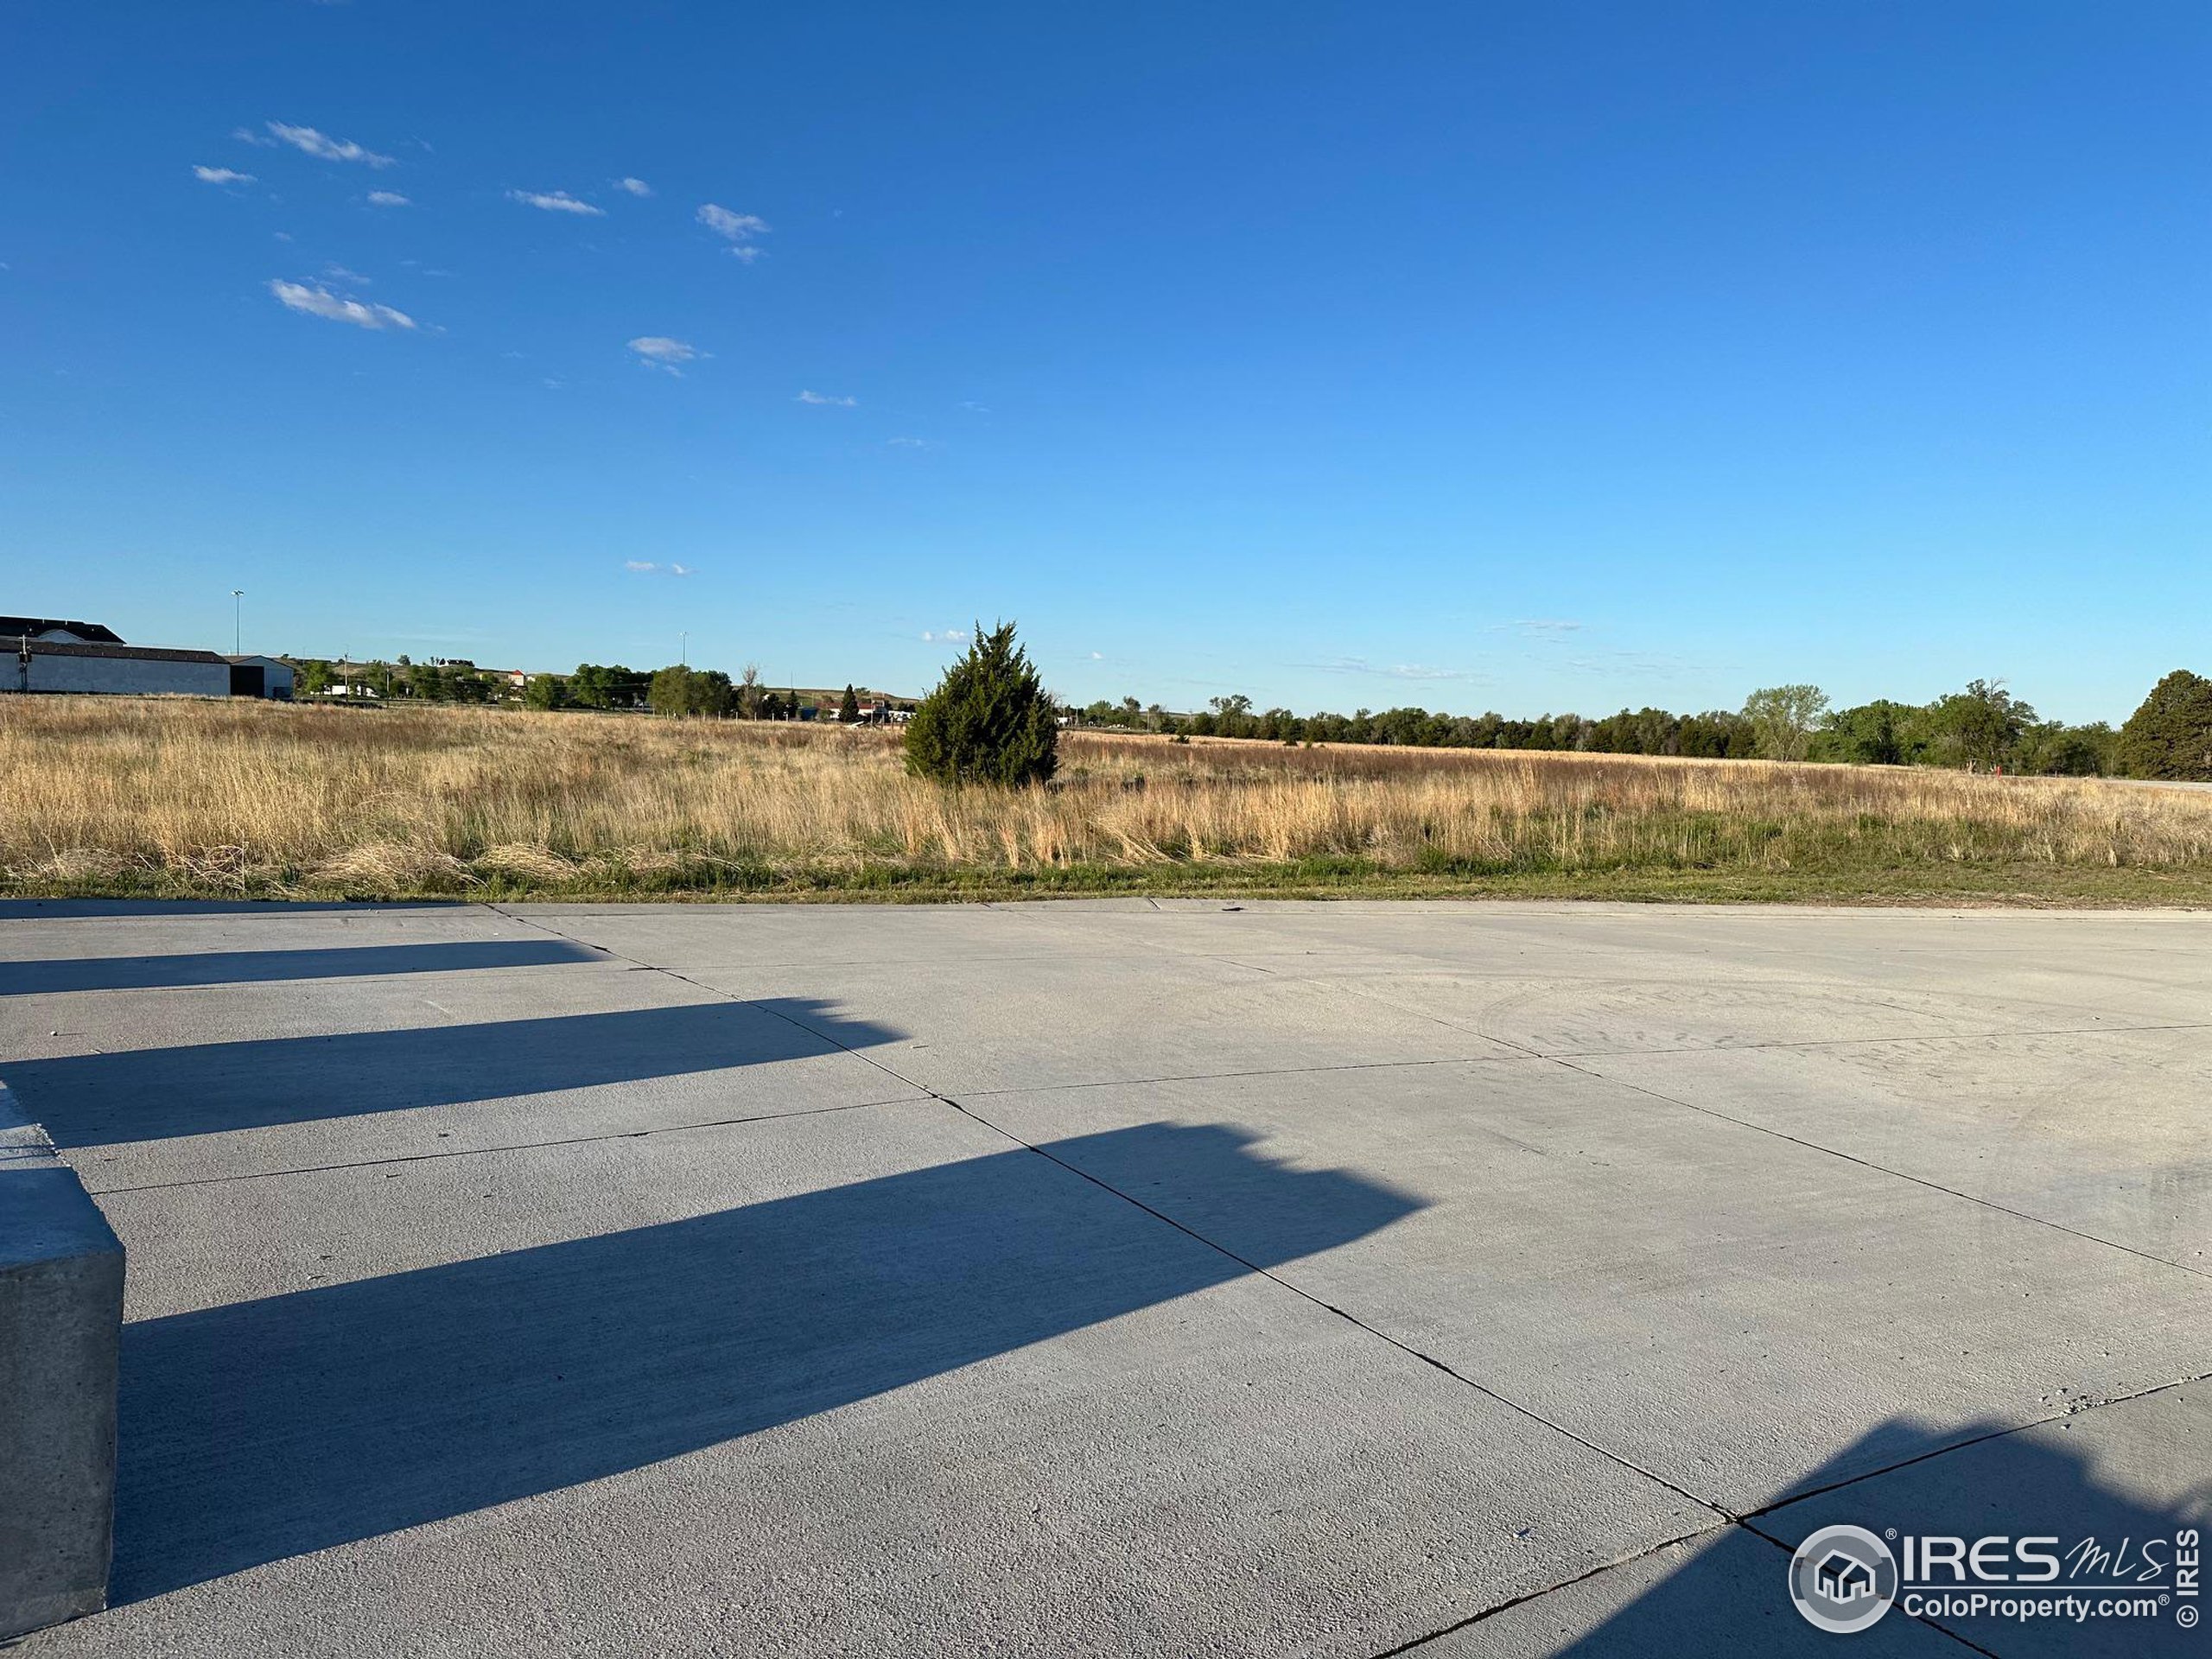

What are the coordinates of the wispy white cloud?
(1562, 648, 1710, 680)
(1488, 618, 1584, 638)
(262, 122, 396, 167)
(365, 189, 410, 207)
(626, 559, 696, 576)
(957, 400, 990, 414)
(625, 560, 658, 572)
(508, 188, 603, 216)
(614, 177, 653, 197)
(670, 563, 695, 576)
(797, 390, 856, 407)
(696, 203, 769, 257)
(193, 165, 255, 185)
(922, 627, 971, 644)
(887, 436, 935, 449)
(1306, 656, 1481, 683)
(627, 335, 702, 375)
(267, 279, 416, 330)
(321, 263, 372, 284)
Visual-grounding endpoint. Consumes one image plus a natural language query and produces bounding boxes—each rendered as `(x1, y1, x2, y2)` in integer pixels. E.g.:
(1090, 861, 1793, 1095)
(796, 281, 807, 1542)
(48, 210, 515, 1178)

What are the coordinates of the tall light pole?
(229, 590, 245, 655)
(680, 630, 689, 668)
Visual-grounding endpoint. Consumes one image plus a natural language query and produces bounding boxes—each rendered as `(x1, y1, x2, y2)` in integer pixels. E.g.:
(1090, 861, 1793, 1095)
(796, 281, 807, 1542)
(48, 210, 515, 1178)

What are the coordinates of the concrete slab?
(992, 901, 2212, 1028)
(1579, 1025, 2212, 1270)
(4, 897, 2207, 1656)
(0, 903, 550, 964)
(1, 962, 922, 1192)
(963, 1063, 2212, 1512)
(665, 953, 1518, 1096)
(28, 1100, 1714, 1657)
(505, 899, 1148, 970)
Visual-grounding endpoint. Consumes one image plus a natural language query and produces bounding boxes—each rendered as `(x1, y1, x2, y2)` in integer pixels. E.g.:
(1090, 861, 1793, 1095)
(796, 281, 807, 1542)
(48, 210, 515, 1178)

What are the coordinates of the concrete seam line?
(935, 1084, 1738, 1521)
(487, 906, 1743, 1532)
(1731, 1518, 2005, 1659)
(1300, 971, 2212, 1283)
(83, 1094, 929, 1195)
(1732, 1364, 2212, 1522)
(1544, 1052, 2212, 1283)
(1542, 1018, 2212, 1060)
(1366, 1516, 1996, 1659)
(488, 898, 2193, 1611)
(1358, 1518, 1738, 1657)
(957, 1053, 1520, 1100)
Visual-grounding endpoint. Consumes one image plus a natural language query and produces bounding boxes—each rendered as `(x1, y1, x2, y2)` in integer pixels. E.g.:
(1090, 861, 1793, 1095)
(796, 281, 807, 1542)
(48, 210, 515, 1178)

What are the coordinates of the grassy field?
(5, 695, 2211, 906)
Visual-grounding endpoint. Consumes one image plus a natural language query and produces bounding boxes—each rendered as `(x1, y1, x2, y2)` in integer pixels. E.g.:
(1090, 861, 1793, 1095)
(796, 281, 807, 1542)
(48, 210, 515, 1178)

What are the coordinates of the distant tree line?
(1073, 672, 2212, 779)
(281, 646, 2212, 783)
(289, 656, 515, 704)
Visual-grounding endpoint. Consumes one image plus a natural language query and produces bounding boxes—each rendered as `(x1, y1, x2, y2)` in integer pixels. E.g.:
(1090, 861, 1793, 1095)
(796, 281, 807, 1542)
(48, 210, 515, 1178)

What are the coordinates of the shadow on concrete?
(10, 999, 902, 1148)
(0, 938, 610, 997)
(110, 1122, 1421, 1600)
(0, 899, 459, 919)
(1539, 1414, 2211, 1656)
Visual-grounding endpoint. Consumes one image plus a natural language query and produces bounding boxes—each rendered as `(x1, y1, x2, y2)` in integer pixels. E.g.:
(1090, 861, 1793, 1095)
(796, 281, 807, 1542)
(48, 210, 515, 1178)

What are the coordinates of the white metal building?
(223, 655, 296, 700)
(11, 640, 233, 697)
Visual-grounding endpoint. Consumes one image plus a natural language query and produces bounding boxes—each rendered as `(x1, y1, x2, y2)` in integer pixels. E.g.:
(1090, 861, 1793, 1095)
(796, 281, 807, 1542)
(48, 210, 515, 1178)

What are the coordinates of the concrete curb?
(0, 1081, 124, 1640)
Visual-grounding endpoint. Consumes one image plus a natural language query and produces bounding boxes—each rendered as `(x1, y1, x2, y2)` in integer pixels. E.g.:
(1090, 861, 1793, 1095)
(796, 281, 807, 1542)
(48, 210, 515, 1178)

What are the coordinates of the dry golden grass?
(5, 696, 2212, 904)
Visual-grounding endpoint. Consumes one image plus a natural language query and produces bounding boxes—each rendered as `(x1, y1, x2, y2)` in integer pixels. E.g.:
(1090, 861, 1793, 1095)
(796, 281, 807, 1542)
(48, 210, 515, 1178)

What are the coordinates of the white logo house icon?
(1789, 1525, 1899, 1633)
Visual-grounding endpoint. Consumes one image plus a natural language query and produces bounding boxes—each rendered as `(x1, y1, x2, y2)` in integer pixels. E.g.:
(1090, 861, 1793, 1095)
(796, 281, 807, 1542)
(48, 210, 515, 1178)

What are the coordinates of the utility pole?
(680, 631, 689, 668)
(230, 590, 245, 655)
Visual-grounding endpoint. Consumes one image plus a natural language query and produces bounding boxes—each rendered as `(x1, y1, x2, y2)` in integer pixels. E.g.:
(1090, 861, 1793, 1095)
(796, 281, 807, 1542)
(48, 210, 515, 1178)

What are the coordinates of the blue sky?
(4, 3, 2204, 721)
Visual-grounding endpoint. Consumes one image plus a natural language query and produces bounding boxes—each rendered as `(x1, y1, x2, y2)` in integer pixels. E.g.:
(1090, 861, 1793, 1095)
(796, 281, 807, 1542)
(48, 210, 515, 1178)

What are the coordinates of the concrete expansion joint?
(1541, 1052, 2212, 1284)
(476, 899, 2199, 1659)
(1250, 965, 2212, 1285)
(1733, 1364, 2212, 1526)
(1544, 1016, 2212, 1061)
(1370, 1510, 2004, 1658)
(85, 1092, 926, 1196)
(912, 1079, 1736, 1543)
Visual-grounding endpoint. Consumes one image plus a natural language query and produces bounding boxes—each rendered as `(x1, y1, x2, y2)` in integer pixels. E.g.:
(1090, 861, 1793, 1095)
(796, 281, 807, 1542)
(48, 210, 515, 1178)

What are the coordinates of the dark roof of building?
(22, 639, 227, 664)
(0, 616, 124, 645)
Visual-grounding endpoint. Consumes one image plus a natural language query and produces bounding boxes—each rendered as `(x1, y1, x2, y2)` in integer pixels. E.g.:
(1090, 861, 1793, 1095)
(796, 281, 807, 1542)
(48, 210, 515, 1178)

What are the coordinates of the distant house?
(0, 615, 127, 645)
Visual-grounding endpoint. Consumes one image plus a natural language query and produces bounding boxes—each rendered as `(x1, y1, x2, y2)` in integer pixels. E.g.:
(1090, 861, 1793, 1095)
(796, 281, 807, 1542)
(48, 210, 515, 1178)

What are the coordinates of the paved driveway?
(3, 898, 2208, 1657)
